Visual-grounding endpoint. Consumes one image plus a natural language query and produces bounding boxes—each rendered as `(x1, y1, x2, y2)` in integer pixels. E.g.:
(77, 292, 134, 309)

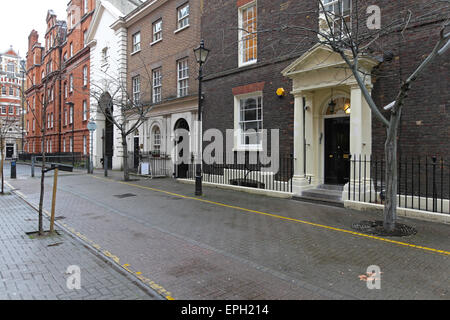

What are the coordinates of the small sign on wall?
(141, 162, 150, 175)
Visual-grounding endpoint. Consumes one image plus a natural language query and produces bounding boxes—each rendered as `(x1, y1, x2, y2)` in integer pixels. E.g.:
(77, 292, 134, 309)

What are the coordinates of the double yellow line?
(93, 176, 450, 257)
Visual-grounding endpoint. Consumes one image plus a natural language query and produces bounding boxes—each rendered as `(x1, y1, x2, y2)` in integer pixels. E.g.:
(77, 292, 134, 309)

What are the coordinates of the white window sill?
(238, 59, 257, 68)
(131, 49, 141, 56)
(174, 25, 190, 34)
(150, 39, 162, 46)
(233, 145, 263, 152)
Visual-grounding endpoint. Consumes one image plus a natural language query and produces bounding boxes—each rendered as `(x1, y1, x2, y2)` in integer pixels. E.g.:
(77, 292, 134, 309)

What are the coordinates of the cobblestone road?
(0, 181, 157, 300)
(5, 163, 450, 300)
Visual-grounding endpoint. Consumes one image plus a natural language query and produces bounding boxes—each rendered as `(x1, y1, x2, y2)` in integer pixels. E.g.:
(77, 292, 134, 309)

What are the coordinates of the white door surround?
(282, 44, 378, 197)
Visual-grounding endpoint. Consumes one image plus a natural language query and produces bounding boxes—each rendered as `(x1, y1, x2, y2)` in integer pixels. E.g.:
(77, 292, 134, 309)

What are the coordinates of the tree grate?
(351, 220, 417, 237)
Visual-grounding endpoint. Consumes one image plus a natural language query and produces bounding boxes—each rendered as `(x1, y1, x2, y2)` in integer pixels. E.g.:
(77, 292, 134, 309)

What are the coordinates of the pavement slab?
(0, 180, 157, 300)
(4, 163, 450, 300)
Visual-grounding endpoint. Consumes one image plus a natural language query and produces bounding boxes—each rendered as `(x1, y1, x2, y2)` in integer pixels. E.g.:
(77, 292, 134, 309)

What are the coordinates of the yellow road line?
(6, 181, 174, 300)
(92, 176, 450, 257)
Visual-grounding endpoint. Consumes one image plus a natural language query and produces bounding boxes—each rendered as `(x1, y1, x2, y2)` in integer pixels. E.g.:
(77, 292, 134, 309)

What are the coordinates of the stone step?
(317, 184, 344, 191)
(293, 186, 345, 208)
(301, 188, 343, 202)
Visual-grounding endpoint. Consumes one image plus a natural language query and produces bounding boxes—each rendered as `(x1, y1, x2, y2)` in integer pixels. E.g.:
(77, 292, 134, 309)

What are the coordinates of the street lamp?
(65, 101, 75, 166)
(193, 40, 210, 196)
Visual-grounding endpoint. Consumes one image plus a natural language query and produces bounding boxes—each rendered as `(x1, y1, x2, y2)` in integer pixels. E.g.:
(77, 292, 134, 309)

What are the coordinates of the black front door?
(324, 117, 350, 185)
(134, 137, 140, 169)
(6, 144, 14, 158)
(174, 119, 190, 178)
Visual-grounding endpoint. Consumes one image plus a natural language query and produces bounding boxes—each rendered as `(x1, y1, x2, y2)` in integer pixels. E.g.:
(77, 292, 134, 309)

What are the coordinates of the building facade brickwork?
(24, 0, 96, 157)
(0, 47, 25, 158)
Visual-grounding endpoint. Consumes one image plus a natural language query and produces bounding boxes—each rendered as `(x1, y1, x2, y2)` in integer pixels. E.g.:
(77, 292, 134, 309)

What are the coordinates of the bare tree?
(254, 0, 449, 231)
(88, 59, 154, 181)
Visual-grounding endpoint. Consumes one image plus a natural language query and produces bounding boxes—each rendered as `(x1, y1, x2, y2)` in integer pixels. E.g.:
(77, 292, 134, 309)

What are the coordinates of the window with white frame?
(83, 100, 87, 121)
(1, 106, 6, 114)
(320, 0, 352, 35)
(152, 68, 162, 103)
(153, 19, 162, 43)
(69, 74, 74, 92)
(177, 3, 190, 30)
(9, 87, 14, 96)
(70, 137, 73, 152)
(8, 106, 14, 115)
(83, 136, 87, 155)
(70, 42, 73, 57)
(63, 138, 66, 152)
(152, 126, 161, 153)
(64, 108, 67, 126)
(69, 105, 73, 124)
(132, 76, 141, 104)
(177, 58, 189, 97)
(237, 95, 263, 147)
(83, 65, 88, 86)
(239, 2, 258, 66)
(132, 32, 141, 53)
(1, 86, 6, 95)
(83, 30, 88, 47)
(84, 0, 88, 15)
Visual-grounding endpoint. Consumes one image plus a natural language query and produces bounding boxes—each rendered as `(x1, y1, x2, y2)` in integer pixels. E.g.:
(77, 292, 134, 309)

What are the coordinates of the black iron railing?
(18, 152, 89, 169)
(184, 153, 294, 193)
(349, 155, 449, 214)
(127, 151, 171, 177)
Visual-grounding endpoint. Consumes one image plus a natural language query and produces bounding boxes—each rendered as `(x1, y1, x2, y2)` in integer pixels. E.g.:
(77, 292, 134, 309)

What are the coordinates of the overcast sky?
(1, 0, 67, 58)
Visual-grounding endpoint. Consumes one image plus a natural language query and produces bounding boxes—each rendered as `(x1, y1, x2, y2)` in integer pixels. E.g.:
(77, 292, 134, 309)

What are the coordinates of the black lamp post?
(193, 40, 210, 196)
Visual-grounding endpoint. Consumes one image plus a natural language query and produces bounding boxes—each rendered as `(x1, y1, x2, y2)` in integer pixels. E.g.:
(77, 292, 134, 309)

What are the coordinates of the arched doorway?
(100, 93, 113, 169)
(174, 118, 190, 178)
(323, 97, 351, 185)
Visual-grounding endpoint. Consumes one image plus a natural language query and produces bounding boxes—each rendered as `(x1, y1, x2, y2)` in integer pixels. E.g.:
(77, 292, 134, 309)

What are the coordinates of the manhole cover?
(352, 220, 417, 237)
(113, 193, 137, 199)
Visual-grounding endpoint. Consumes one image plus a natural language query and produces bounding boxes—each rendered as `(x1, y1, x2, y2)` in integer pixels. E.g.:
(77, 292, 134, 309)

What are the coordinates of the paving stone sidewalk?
(0, 185, 156, 300)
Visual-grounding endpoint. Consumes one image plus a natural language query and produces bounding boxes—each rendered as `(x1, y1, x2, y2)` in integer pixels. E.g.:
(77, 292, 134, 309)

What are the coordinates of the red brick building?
(0, 47, 25, 158)
(25, 0, 95, 157)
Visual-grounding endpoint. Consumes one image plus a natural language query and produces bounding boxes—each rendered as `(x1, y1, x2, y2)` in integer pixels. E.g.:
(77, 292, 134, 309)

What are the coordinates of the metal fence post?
(31, 156, 35, 178)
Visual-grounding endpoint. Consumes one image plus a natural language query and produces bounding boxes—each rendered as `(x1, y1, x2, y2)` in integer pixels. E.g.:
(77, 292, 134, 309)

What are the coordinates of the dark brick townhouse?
(200, 0, 449, 201)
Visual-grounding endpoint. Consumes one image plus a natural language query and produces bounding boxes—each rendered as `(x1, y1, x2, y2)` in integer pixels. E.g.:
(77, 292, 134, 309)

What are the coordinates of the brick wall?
(127, 0, 202, 105)
(201, 0, 449, 161)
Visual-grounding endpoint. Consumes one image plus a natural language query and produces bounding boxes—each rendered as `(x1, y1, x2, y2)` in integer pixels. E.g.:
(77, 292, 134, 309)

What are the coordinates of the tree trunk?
(383, 110, 402, 232)
(122, 134, 129, 181)
(38, 135, 46, 235)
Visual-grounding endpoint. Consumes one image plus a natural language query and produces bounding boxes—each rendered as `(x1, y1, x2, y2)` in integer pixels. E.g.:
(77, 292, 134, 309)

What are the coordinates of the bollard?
(104, 157, 108, 177)
(10, 160, 17, 179)
(31, 156, 35, 177)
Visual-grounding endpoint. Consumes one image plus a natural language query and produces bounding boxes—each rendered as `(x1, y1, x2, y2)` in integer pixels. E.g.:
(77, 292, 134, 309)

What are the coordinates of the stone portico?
(282, 44, 379, 198)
